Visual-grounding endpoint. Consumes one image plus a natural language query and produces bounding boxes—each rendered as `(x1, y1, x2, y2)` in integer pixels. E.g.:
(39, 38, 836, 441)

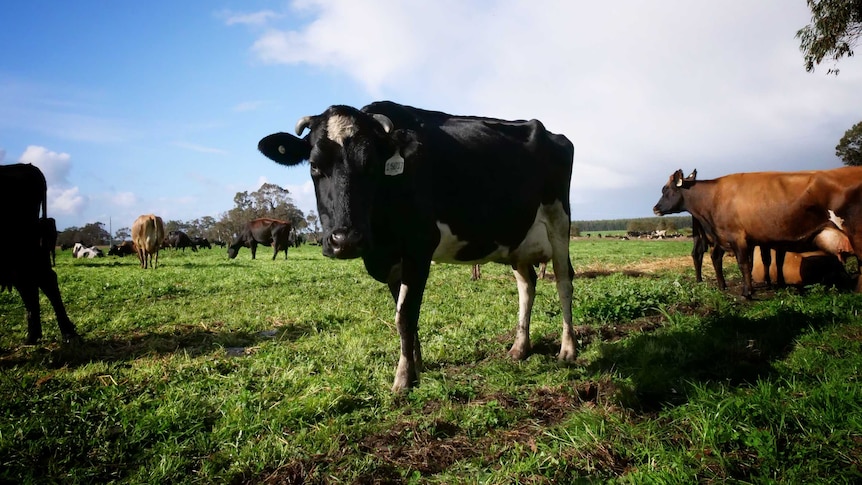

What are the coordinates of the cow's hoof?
(24, 335, 41, 345)
(62, 332, 82, 344)
(557, 349, 577, 362)
(508, 346, 530, 361)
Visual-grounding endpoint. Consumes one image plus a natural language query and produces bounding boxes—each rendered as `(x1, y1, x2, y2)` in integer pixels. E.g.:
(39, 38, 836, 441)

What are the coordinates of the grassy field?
(1, 239, 861, 484)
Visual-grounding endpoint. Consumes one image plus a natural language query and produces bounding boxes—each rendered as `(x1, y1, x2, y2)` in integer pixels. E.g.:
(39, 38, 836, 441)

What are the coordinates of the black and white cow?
(258, 101, 575, 391)
(72, 242, 104, 259)
(1, 163, 79, 343)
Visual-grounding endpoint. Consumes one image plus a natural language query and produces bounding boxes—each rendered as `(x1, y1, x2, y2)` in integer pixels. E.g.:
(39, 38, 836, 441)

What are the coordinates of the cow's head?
(258, 105, 419, 259)
(653, 169, 696, 216)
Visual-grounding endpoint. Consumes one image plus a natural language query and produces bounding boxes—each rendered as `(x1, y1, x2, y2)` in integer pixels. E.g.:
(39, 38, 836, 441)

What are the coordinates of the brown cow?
(132, 214, 165, 269)
(228, 218, 292, 260)
(108, 240, 136, 257)
(654, 168, 856, 298)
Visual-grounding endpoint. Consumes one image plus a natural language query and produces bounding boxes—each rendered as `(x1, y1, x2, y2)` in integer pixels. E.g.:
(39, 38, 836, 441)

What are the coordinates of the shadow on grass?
(0, 321, 316, 370)
(586, 307, 833, 410)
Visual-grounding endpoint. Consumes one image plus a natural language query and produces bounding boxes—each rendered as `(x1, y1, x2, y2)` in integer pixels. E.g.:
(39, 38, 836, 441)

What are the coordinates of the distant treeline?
(572, 215, 692, 234)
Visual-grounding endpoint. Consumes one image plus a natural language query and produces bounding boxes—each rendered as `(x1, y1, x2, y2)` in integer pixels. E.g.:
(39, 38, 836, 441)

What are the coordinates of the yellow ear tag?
(384, 154, 404, 176)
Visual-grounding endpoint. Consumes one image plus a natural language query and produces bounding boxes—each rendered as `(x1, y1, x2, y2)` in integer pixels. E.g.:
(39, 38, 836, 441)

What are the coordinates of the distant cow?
(654, 168, 856, 298)
(228, 218, 292, 260)
(72, 242, 104, 258)
(0, 163, 78, 343)
(191, 236, 211, 249)
(132, 214, 165, 269)
(108, 241, 136, 257)
(166, 230, 197, 252)
(258, 101, 575, 391)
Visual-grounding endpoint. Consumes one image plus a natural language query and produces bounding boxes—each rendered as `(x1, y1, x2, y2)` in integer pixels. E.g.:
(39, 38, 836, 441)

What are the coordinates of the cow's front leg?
(250, 242, 258, 260)
(509, 263, 537, 360)
(389, 260, 429, 392)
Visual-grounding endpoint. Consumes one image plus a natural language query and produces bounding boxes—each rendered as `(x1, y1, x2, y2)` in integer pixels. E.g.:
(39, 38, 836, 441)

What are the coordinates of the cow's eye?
(309, 163, 321, 177)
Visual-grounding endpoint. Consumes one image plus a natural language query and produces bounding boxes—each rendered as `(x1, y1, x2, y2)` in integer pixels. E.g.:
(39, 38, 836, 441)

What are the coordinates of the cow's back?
(1, 164, 48, 282)
(709, 168, 862, 241)
(363, 102, 574, 261)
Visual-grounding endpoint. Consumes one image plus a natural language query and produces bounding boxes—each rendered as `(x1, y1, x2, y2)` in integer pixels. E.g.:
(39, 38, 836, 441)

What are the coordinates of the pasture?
(1, 239, 861, 483)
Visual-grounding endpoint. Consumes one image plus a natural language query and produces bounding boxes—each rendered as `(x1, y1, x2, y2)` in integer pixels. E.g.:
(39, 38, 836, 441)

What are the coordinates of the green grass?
(1, 240, 861, 483)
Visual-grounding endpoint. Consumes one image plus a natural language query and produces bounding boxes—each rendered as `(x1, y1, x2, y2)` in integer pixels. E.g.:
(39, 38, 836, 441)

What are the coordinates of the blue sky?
(2, 1, 861, 233)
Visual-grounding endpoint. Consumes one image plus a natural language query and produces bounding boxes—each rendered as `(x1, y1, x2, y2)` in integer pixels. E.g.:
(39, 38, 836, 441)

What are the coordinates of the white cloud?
(110, 192, 137, 207)
(222, 9, 281, 26)
(18, 145, 72, 186)
(48, 186, 86, 215)
(246, 0, 862, 220)
(16, 145, 88, 217)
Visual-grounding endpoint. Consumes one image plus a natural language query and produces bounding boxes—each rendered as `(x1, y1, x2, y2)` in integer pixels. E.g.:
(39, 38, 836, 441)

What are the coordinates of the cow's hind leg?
(39, 268, 79, 342)
(16, 282, 42, 344)
(549, 208, 577, 361)
(711, 246, 727, 290)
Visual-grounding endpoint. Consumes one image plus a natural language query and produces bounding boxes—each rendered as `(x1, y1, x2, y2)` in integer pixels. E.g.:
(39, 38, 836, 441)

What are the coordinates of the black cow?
(228, 218, 292, 260)
(258, 101, 576, 391)
(108, 240, 136, 257)
(166, 230, 197, 252)
(0, 163, 78, 344)
(41, 217, 58, 266)
(191, 236, 212, 249)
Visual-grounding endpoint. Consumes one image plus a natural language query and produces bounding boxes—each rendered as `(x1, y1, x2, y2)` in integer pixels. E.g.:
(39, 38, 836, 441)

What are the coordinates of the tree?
(797, 0, 862, 74)
(837, 120, 862, 165)
(215, 183, 306, 242)
(114, 226, 131, 242)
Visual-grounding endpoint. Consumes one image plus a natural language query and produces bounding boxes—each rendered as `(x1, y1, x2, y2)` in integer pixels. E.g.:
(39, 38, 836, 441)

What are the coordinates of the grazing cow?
(0, 163, 78, 343)
(258, 101, 576, 391)
(72, 242, 104, 258)
(227, 218, 292, 260)
(654, 168, 857, 298)
(166, 230, 198, 252)
(132, 214, 165, 269)
(41, 217, 58, 266)
(191, 236, 212, 249)
(108, 240, 136, 257)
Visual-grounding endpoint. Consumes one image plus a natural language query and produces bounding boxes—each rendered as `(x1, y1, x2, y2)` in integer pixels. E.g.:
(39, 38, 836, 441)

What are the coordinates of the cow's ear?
(258, 132, 311, 166)
(391, 129, 422, 161)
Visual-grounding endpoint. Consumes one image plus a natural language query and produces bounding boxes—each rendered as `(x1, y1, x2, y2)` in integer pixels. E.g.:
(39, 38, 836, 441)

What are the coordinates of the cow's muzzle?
(326, 228, 364, 259)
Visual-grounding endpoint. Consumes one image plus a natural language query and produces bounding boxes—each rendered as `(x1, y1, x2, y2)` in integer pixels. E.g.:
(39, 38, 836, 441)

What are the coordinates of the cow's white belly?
(432, 202, 564, 265)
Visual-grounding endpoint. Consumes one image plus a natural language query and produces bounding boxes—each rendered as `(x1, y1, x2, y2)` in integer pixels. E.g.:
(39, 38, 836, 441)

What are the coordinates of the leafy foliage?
(797, 0, 862, 74)
(836, 120, 862, 165)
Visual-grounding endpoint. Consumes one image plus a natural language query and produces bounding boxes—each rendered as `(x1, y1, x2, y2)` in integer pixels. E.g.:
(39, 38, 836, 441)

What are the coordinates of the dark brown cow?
(1, 163, 78, 343)
(228, 218, 292, 260)
(654, 168, 856, 298)
(108, 240, 136, 257)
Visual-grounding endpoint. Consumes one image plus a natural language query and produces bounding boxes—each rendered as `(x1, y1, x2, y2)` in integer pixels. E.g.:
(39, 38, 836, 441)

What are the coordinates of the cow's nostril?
(329, 230, 348, 247)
